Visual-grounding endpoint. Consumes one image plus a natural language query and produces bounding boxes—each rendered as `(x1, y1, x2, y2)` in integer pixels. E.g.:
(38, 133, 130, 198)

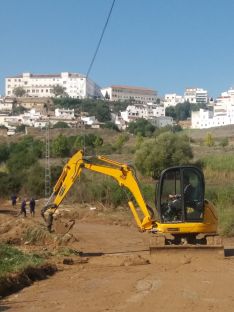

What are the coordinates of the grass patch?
(23, 226, 52, 244)
(206, 186, 234, 236)
(56, 247, 81, 257)
(0, 244, 44, 277)
(203, 154, 234, 171)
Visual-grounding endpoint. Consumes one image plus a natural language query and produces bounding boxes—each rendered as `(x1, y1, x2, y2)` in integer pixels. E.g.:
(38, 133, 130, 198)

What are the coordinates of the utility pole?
(45, 117, 51, 202)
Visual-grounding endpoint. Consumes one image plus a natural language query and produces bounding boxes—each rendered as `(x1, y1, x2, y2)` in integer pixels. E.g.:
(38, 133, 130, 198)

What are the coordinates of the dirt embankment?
(0, 264, 57, 298)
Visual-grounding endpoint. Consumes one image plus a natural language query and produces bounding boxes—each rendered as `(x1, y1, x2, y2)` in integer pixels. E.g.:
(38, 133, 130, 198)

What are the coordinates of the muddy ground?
(0, 200, 234, 312)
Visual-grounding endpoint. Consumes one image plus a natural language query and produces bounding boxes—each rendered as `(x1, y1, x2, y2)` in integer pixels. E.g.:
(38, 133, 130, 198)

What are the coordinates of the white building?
(111, 113, 127, 130)
(55, 108, 75, 119)
(81, 116, 99, 126)
(164, 93, 184, 108)
(120, 103, 164, 123)
(184, 88, 208, 104)
(5, 72, 101, 99)
(150, 116, 173, 128)
(21, 109, 42, 126)
(191, 108, 234, 129)
(0, 97, 14, 112)
(215, 88, 234, 113)
(101, 85, 157, 104)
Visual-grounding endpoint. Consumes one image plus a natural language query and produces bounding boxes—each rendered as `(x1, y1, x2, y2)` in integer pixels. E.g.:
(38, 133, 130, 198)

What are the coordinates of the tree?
(24, 164, 45, 197)
(165, 106, 176, 119)
(72, 134, 103, 153)
(51, 134, 70, 157)
(95, 102, 111, 122)
(135, 132, 193, 176)
(175, 102, 191, 120)
(6, 150, 38, 173)
(127, 118, 156, 137)
(15, 124, 26, 133)
(53, 121, 70, 129)
(104, 91, 110, 100)
(0, 172, 22, 197)
(13, 86, 26, 97)
(166, 101, 208, 121)
(52, 85, 68, 98)
(12, 105, 28, 115)
(0, 143, 10, 163)
(113, 133, 129, 152)
(102, 121, 120, 132)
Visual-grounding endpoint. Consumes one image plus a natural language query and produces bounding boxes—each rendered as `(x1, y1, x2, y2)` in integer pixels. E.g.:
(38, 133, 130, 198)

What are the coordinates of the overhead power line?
(86, 0, 116, 78)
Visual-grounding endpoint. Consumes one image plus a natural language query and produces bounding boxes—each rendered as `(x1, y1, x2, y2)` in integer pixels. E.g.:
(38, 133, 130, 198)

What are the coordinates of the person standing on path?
(29, 198, 36, 217)
(11, 195, 17, 208)
(19, 199, 27, 217)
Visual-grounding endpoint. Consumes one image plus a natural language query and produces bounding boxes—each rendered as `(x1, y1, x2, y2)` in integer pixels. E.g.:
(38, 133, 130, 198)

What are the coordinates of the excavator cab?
(157, 166, 205, 224)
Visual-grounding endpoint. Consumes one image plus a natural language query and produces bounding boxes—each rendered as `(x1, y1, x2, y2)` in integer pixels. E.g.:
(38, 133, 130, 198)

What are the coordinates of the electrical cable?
(86, 0, 116, 79)
(81, 0, 117, 154)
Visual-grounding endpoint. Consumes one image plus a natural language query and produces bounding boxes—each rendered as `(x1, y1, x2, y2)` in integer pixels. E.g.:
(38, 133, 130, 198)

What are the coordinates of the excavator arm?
(41, 150, 156, 232)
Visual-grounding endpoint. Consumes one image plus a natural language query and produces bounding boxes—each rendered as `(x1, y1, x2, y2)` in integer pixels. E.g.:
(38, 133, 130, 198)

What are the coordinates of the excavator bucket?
(53, 219, 75, 235)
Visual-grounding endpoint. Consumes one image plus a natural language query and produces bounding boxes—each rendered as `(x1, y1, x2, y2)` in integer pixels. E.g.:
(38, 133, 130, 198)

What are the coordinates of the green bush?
(0, 143, 10, 163)
(127, 119, 156, 137)
(53, 121, 70, 129)
(24, 164, 45, 197)
(135, 132, 193, 176)
(51, 134, 70, 157)
(0, 172, 22, 196)
(102, 121, 120, 132)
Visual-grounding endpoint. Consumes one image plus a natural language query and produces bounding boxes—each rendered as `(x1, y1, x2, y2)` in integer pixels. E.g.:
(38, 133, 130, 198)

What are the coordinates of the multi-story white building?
(184, 88, 208, 104)
(5, 72, 101, 99)
(215, 88, 234, 113)
(101, 85, 157, 104)
(164, 93, 184, 108)
(191, 108, 234, 129)
(120, 103, 164, 123)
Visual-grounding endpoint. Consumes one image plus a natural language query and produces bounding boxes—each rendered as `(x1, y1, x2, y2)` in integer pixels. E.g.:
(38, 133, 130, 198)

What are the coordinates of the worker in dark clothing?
(20, 199, 27, 217)
(29, 198, 36, 217)
(11, 195, 17, 208)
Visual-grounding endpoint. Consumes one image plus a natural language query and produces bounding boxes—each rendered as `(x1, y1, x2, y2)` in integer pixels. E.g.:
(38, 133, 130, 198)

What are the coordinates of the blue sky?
(0, 0, 234, 97)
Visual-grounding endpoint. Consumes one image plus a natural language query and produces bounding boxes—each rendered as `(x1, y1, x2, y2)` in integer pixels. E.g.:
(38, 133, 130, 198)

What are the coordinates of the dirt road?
(1, 220, 234, 312)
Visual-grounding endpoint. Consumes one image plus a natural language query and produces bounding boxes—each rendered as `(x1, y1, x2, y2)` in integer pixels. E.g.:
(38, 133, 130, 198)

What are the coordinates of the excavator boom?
(42, 150, 155, 232)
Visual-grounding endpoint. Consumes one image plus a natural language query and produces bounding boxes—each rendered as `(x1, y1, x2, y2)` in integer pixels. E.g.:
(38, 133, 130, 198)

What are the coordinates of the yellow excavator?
(41, 150, 222, 251)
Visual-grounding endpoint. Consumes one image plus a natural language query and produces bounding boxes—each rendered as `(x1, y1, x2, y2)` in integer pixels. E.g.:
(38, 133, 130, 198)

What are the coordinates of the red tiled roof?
(111, 85, 156, 92)
(7, 72, 85, 79)
(31, 74, 61, 78)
